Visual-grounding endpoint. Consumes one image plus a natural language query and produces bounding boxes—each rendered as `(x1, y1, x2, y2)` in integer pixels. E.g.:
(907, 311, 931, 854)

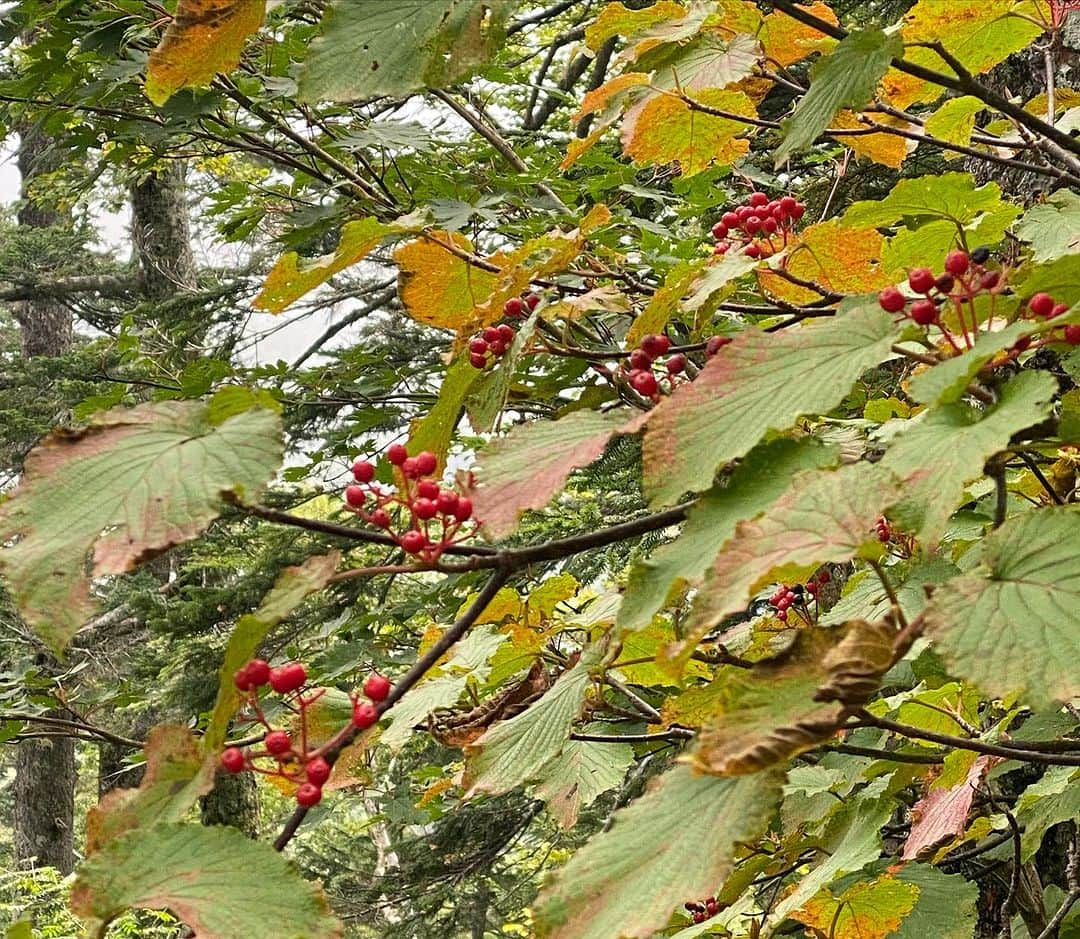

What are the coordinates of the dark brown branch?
(507, 0, 583, 35)
(570, 729, 693, 743)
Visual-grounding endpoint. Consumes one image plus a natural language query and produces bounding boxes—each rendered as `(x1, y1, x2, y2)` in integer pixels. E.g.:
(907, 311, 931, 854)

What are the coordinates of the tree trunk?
(130, 163, 198, 299)
(200, 771, 260, 837)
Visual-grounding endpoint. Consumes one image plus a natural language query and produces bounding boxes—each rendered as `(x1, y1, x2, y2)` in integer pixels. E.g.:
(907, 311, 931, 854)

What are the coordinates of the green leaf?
(300, 0, 513, 102)
(924, 507, 1080, 707)
(889, 864, 979, 939)
(463, 648, 597, 797)
(618, 437, 837, 634)
(841, 172, 1007, 229)
(205, 551, 341, 752)
(683, 463, 903, 662)
(906, 322, 1033, 405)
(642, 296, 897, 505)
(1014, 765, 1080, 861)
(535, 765, 783, 939)
(1016, 254, 1080, 306)
(205, 385, 282, 424)
(0, 401, 282, 653)
(881, 204, 1019, 271)
(681, 251, 758, 312)
(923, 95, 984, 147)
(1015, 190, 1080, 261)
(469, 409, 644, 538)
(775, 28, 902, 165)
(821, 556, 958, 628)
(881, 372, 1057, 546)
(792, 875, 919, 939)
(410, 355, 482, 468)
(532, 737, 633, 829)
(71, 823, 343, 938)
(584, 0, 689, 52)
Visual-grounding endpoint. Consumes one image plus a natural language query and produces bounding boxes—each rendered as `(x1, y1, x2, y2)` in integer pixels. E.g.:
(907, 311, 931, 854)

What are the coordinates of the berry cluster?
(345, 444, 475, 562)
(768, 569, 830, 624)
(711, 192, 806, 259)
(875, 516, 916, 559)
(878, 248, 1079, 356)
(221, 660, 393, 808)
(684, 898, 720, 924)
(619, 333, 691, 401)
(466, 293, 540, 369)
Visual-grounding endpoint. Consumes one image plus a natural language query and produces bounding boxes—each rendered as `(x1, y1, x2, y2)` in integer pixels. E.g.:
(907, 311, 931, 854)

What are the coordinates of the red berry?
(221, 747, 246, 773)
(296, 782, 322, 807)
(628, 348, 653, 370)
(265, 730, 292, 756)
(817, 569, 831, 584)
(745, 243, 761, 258)
(667, 353, 687, 375)
(631, 371, 659, 397)
(364, 672, 392, 702)
(269, 662, 306, 695)
(482, 326, 500, 343)
(469, 353, 487, 369)
(413, 498, 438, 520)
(401, 457, 420, 478)
(453, 497, 473, 521)
(935, 274, 955, 294)
(1014, 334, 1033, 352)
(415, 451, 437, 476)
(711, 222, 728, 239)
(401, 530, 427, 554)
(693, 912, 706, 924)
(468, 337, 488, 355)
(791, 202, 806, 220)
(387, 443, 408, 465)
(496, 324, 515, 343)
(245, 659, 271, 687)
(352, 460, 376, 483)
(345, 485, 366, 508)
(744, 215, 762, 233)
(1029, 292, 1056, 317)
(980, 271, 1001, 290)
(910, 299, 937, 325)
(714, 242, 729, 255)
(417, 480, 439, 500)
(736, 205, 754, 220)
(488, 340, 508, 356)
(763, 216, 779, 234)
(908, 268, 936, 294)
(371, 508, 392, 528)
(1052, 303, 1070, 318)
(1065, 324, 1080, 344)
(776, 596, 792, 611)
(436, 489, 459, 514)
(776, 608, 788, 621)
(234, 666, 254, 691)
(944, 250, 969, 276)
(878, 286, 906, 313)
(503, 296, 527, 318)
(525, 293, 541, 310)
(780, 195, 797, 212)
(722, 211, 740, 228)
(305, 757, 331, 786)
(749, 191, 769, 207)
(705, 335, 731, 357)
(641, 334, 671, 358)
(806, 580, 819, 596)
(353, 701, 379, 729)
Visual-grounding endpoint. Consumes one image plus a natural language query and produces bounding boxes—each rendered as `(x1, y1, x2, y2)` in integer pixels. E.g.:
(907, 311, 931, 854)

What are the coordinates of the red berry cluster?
(768, 569, 830, 624)
(220, 661, 393, 808)
(345, 444, 475, 562)
(684, 898, 720, 924)
(875, 516, 916, 559)
(711, 192, 806, 259)
(466, 293, 540, 369)
(1025, 290, 1080, 345)
(619, 333, 690, 400)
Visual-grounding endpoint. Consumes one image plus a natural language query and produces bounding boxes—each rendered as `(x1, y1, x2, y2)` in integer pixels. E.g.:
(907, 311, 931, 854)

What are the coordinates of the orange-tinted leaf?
(760, 1, 838, 67)
(793, 876, 920, 939)
(621, 88, 755, 176)
(573, 73, 650, 123)
(146, 0, 265, 105)
(704, 0, 763, 38)
(903, 756, 997, 860)
(584, 0, 688, 52)
(395, 232, 498, 333)
(757, 219, 899, 305)
(832, 110, 915, 168)
(253, 218, 391, 313)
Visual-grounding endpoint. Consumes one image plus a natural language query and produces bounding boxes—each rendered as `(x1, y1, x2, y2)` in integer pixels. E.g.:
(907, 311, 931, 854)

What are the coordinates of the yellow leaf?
(758, 219, 899, 305)
(704, 0, 763, 38)
(832, 110, 914, 168)
(146, 0, 265, 105)
(395, 232, 498, 333)
(584, 0, 687, 52)
(560, 126, 608, 170)
(253, 217, 390, 313)
(760, 1, 838, 67)
(923, 95, 985, 148)
(793, 875, 920, 939)
(621, 88, 755, 176)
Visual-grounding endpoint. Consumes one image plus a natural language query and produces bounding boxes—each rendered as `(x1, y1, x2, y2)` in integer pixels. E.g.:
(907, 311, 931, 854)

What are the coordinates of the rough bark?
(130, 162, 198, 299)
(200, 771, 260, 837)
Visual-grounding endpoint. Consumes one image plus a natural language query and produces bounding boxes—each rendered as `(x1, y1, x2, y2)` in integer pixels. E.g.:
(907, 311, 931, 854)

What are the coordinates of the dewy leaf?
(774, 28, 902, 166)
(534, 765, 782, 939)
(902, 755, 995, 860)
(532, 737, 633, 830)
(618, 437, 837, 634)
(1015, 190, 1080, 262)
(881, 371, 1057, 547)
(641, 297, 897, 505)
(469, 409, 645, 538)
(395, 232, 498, 334)
(792, 875, 920, 939)
(688, 622, 895, 776)
(86, 726, 214, 855)
(0, 400, 282, 653)
(621, 88, 756, 176)
(71, 823, 343, 938)
(924, 507, 1080, 708)
(683, 463, 904, 656)
(145, 0, 265, 105)
(253, 218, 391, 313)
(300, 0, 513, 102)
(463, 650, 595, 797)
(204, 551, 341, 752)
(840, 172, 1006, 230)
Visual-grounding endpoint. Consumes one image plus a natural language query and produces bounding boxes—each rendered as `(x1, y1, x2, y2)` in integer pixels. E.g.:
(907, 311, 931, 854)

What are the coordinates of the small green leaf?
(1015, 190, 1080, 261)
(532, 737, 633, 829)
(535, 765, 783, 939)
(71, 823, 343, 938)
(925, 507, 1080, 707)
(1014, 766, 1080, 861)
(1016, 253, 1080, 306)
(775, 28, 902, 165)
(923, 95, 984, 147)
